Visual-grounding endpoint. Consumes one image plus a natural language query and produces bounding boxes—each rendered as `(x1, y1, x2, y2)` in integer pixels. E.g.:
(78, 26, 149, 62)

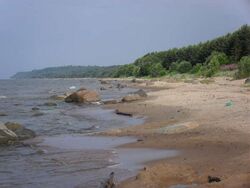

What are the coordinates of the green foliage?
(132, 25, 250, 69)
(199, 51, 230, 77)
(169, 62, 179, 72)
(236, 56, 250, 78)
(113, 64, 138, 77)
(149, 63, 166, 77)
(13, 25, 250, 79)
(12, 65, 120, 79)
(190, 64, 202, 74)
(205, 51, 229, 65)
(177, 61, 192, 73)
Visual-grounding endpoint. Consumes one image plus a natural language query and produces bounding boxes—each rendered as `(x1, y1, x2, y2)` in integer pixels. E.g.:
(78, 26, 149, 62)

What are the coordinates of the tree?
(236, 56, 250, 78)
(177, 61, 192, 73)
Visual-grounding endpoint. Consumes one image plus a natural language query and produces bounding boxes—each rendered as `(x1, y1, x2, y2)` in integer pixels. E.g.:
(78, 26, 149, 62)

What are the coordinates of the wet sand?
(102, 77, 250, 188)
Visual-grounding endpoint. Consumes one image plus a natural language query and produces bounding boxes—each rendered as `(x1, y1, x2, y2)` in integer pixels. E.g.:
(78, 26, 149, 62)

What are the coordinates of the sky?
(0, 0, 250, 78)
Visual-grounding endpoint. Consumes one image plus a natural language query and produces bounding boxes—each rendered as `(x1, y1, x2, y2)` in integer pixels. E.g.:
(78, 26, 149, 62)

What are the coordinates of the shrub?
(201, 51, 227, 77)
(149, 63, 166, 77)
(177, 61, 192, 73)
(236, 56, 250, 78)
(169, 62, 179, 72)
(191, 64, 202, 74)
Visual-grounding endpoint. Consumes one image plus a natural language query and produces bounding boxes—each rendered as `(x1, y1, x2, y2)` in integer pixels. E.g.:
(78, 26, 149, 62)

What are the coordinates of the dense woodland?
(12, 25, 250, 79)
(12, 65, 119, 79)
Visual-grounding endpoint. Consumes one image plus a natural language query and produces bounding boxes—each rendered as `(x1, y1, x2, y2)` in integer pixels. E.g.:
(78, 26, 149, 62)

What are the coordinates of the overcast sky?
(0, 0, 250, 78)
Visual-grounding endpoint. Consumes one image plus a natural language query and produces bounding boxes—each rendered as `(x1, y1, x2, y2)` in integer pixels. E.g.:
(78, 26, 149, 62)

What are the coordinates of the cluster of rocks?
(0, 122, 35, 145)
(63, 86, 147, 105)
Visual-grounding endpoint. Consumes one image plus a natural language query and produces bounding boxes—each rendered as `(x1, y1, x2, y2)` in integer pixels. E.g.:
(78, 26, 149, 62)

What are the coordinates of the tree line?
(114, 25, 250, 78)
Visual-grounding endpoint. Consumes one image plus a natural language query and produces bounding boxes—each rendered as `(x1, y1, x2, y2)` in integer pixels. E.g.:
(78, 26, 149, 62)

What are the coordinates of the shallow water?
(0, 79, 178, 187)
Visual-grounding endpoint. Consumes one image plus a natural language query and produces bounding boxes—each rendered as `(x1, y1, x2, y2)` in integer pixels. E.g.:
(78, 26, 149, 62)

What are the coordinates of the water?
(0, 79, 178, 188)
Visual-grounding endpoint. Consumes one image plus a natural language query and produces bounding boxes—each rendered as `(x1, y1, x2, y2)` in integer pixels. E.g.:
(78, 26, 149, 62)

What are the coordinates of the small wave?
(0, 96, 7, 99)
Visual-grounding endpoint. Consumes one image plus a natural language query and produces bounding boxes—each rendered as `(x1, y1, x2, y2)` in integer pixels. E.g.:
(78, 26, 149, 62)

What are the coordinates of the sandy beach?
(101, 77, 250, 188)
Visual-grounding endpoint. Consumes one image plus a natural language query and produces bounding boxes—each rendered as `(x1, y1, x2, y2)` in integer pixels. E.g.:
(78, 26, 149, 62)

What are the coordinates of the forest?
(12, 25, 250, 79)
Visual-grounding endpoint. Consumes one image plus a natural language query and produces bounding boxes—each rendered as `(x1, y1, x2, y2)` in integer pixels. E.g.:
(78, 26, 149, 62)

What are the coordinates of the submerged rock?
(65, 89, 100, 103)
(44, 102, 57, 106)
(32, 111, 44, 117)
(0, 122, 35, 145)
(0, 112, 7, 116)
(50, 94, 67, 100)
(5, 122, 36, 140)
(0, 123, 18, 144)
(103, 99, 119, 105)
(31, 107, 40, 111)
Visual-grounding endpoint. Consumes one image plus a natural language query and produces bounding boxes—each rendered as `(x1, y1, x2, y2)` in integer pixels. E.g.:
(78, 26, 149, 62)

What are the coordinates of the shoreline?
(100, 77, 250, 187)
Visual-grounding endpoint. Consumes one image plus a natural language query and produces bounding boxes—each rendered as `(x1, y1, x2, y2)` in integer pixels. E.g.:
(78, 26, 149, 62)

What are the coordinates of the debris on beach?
(115, 109, 133, 117)
(100, 172, 116, 188)
(225, 100, 233, 107)
(208, 175, 221, 183)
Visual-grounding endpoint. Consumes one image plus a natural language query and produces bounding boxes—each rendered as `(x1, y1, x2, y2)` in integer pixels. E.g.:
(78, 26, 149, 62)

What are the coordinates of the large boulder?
(5, 122, 36, 140)
(65, 89, 100, 103)
(121, 89, 147, 102)
(0, 122, 36, 145)
(121, 94, 142, 102)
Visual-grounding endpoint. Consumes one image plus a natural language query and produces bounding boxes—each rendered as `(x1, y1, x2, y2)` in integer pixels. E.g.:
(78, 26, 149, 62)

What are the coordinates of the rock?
(208, 176, 221, 183)
(32, 112, 44, 117)
(117, 83, 126, 89)
(101, 172, 116, 188)
(31, 107, 40, 111)
(44, 102, 57, 106)
(131, 78, 136, 83)
(103, 99, 119, 105)
(77, 87, 87, 91)
(245, 78, 250, 84)
(50, 94, 67, 100)
(100, 87, 107, 90)
(121, 94, 142, 102)
(115, 109, 133, 117)
(100, 80, 109, 84)
(133, 89, 147, 97)
(0, 123, 18, 144)
(5, 122, 36, 140)
(65, 90, 100, 103)
(0, 112, 7, 116)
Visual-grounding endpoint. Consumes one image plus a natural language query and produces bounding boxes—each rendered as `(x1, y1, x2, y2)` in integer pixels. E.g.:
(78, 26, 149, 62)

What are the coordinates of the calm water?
(0, 79, 178, 188)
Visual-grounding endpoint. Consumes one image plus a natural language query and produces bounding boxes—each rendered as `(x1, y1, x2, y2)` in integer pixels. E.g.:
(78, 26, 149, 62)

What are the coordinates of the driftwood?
(208, 175, 221, 183)
(115, 109, 133, 117)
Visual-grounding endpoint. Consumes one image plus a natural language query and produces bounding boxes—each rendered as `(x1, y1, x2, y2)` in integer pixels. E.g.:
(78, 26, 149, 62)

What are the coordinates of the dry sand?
(102, 77, 250, 188)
